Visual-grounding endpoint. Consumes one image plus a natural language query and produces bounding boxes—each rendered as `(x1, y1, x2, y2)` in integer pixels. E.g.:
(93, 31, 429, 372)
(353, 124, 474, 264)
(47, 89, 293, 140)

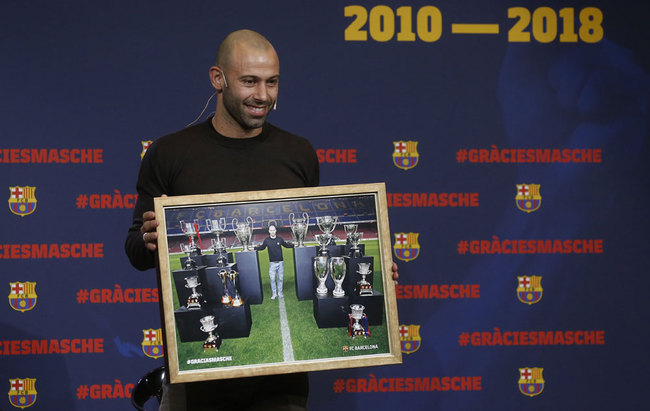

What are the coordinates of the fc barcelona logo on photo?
(393, 232, 420, 262)
(8, 186, 37, 217)
(8, 378, 37, 409)
(8, 282, 37, 312)
(517, 276, 543, 305)
(141, 140, 153, 160)
(518, 367, 545, 397)
(392, 141, 419, 170)
(515, 184, 541, 213)
(141, 328, 164, 359)
(399, 324, 421, 354)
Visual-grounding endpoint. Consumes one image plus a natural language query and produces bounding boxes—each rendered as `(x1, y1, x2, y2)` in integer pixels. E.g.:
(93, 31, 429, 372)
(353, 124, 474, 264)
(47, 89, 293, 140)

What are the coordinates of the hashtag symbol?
(456, 149, 467, 163)
(457, 240, 469, 255)
(76, 194, 88, 209)
(458, 332, 470, 346)
(76, 385, 89, 399)
(76, 289, 89, 304)
(332, 379, 345, 393)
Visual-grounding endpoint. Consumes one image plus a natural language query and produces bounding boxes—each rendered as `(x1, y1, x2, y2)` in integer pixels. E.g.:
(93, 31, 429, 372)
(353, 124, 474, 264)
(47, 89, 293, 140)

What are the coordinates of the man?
(125, 29, 318, 410)
(255, 224, 294, 299)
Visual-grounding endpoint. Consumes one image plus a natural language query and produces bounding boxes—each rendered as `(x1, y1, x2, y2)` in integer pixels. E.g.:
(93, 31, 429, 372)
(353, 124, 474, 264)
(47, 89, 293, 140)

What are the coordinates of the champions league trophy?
(289, 212, 310, 247)
(313, 255, 330, 296)
(232, 216, 254, 252)
(180, 243, 197, 270)
(329, 256, 346, 298)
(356, 262, 373, 296)
(228, 270, 244, 307)
(218, 269, 232, 305)
(199, 315, 222, 351)
(184, 275, 202, 310)
(180, 219, 201, 255)
(349, 304, 370, 338)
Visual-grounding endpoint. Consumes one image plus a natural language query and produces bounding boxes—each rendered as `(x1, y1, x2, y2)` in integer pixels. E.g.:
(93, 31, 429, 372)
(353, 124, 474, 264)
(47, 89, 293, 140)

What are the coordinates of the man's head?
(209, 29, 279, 138)
(268, 225, 277, 238)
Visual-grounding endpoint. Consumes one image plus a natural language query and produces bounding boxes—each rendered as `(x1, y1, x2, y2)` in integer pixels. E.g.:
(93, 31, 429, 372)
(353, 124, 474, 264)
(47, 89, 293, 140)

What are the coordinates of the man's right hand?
(141, 211, 160, 251)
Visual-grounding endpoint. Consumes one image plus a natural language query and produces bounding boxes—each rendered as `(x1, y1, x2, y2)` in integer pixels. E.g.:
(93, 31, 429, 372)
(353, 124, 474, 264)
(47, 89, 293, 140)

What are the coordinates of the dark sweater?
(256, 235, 294, 261)
(125, 119, 319, 270)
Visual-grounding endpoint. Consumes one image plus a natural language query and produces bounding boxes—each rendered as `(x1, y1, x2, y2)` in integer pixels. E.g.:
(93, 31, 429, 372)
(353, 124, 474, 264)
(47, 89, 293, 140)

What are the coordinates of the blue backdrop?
(2, 1, 648, 409)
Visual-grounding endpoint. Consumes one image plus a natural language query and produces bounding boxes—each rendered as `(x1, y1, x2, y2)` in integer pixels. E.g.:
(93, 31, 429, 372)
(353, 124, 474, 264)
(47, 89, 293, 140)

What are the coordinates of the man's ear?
(209, 66, 226, 91)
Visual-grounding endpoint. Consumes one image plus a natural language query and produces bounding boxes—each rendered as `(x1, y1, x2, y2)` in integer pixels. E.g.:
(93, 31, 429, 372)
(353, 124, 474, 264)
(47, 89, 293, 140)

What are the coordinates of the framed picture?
(154, 183, 401, 383)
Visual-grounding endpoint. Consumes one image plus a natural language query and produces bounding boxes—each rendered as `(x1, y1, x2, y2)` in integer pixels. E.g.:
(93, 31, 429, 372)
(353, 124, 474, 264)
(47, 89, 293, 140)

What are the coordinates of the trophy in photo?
(180, 219, 201, 255)
(232, 216, 254, 252)
(199, 315, 222, 351)
(348, 232, 363, 258)
(313, 255, 330, 296)
(180, 243, 197, 270)
(289, 212, 310, 247)
(207, 218, 228, 263)
(356, 262, 373, 296)
(349, 304, 370, 338)
(329, 256, 346, 298)
(316, 215, 338, 236)
(315, 233, 333, 256)
(228, 269, 244, 307)
(344, 223, 357, 239)
(184, 275, 202, 310)
(218, 269, 232, 305)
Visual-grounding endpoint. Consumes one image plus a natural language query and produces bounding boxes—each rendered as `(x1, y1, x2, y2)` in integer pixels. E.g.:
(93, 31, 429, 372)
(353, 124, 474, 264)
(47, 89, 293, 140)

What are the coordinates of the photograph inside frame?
(162, 193, 392, 374)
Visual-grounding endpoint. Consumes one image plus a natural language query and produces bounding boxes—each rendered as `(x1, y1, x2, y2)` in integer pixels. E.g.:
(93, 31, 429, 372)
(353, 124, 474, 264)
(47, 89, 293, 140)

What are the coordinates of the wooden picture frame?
(154, 183, 401, 383)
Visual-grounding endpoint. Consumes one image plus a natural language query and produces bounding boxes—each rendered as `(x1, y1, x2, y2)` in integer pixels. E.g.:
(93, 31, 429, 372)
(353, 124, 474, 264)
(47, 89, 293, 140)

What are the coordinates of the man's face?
(268, 225, 277, 238)
(221, 47, 279, 134)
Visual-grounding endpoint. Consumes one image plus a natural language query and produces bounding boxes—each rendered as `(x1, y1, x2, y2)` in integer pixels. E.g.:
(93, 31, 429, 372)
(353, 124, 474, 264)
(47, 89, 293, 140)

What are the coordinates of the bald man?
(125, 29, 319, 410)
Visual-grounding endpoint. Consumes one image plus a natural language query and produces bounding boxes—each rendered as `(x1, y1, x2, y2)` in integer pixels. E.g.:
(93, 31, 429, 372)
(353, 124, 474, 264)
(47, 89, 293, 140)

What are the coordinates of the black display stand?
(234, 250, 263, 304)
(294, 246, 317, 300)
(201, 252, 234, 267)
(313, 294, 350, 328)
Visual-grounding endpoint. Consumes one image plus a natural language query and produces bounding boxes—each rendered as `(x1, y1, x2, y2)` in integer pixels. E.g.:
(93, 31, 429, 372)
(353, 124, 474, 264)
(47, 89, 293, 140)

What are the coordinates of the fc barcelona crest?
(516, 276, 543, 305)
(515, 184, 541, 213)
(518, 367, 545, 397)
(393, 232, 420, 262)
(399, 324, 421, 354)
(141, 140, 153, 160)
(8, 282, 37, 312)
(8, 186, 37, 217)
(392, 141, 419, 170)
(141, 328, 164, 359)
(8, 378, 37, 409)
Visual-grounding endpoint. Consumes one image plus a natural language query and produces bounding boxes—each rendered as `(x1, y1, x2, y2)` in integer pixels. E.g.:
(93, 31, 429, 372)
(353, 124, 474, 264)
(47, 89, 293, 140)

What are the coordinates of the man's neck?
(211, 114, 263, 139)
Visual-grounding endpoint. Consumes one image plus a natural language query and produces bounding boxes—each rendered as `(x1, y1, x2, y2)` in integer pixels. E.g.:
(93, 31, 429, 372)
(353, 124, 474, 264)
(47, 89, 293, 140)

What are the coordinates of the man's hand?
(391, 261, 399, 284)
(140, 211, 160, 251)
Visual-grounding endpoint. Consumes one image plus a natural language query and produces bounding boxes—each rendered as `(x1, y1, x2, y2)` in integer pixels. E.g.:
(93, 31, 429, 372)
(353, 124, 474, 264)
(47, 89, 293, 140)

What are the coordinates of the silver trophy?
(228, 270, 244, 307)
(199, 315, 222, 351)
(313, 255, 329, 296)
(289, 212, 310, 247)
(206, 218, 228, 259)
(349, 304, 369, 338)
(180, 219, 201, 255)
(218, 269, 232, 305)
(356, 262, 373, 296)
(180, 243, 197, 270)
(316, 215, 338, 235)
(184, 275, 202, 310)
(209, 237, 229, 265)
(329, 256, 346, 298)
(344, 223, 358, 238)
(232, 216, 254, 252)
(315, 233, 333, 256)
(349, 232, 363, 257)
